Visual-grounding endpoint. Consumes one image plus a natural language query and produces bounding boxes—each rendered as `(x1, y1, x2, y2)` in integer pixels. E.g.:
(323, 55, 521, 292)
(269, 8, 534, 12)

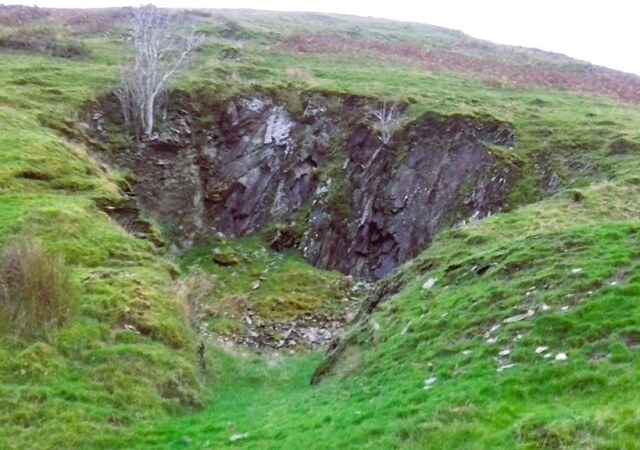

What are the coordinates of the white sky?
(12, 0, 640, 75)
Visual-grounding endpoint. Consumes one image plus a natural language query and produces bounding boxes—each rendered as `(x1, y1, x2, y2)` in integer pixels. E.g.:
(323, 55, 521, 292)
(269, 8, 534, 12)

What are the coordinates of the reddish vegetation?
(1, 6, 637, 104)
(0, 5, 126, 34)
(281, 33, 640, 104)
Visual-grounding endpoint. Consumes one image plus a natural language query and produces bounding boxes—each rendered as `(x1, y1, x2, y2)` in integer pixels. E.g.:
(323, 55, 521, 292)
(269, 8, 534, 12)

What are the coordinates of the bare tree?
(115, 4, 202, 137)
(369, 102, 404, 145)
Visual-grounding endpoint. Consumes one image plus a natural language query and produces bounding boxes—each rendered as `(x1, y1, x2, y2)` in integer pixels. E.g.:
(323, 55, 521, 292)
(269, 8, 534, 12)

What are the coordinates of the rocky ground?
(174, 239, 375, 354)
(202, 278, 372, 354)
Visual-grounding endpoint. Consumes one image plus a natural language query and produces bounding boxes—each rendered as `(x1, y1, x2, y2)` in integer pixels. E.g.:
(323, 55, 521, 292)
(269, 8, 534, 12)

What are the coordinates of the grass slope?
(1, 7, 640, 449)
(98, 182, 640, 449)
(0, 28, 203, 450)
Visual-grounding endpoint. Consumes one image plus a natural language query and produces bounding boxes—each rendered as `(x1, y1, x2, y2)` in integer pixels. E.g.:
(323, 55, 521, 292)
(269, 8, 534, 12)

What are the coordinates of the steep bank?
(93, 92, 519, 280)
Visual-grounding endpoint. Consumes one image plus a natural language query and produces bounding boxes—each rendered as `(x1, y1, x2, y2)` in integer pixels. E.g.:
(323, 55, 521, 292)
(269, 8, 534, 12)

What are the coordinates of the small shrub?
(325, 176, 352, 222)
(608, 136, 640, 156)
(566, 188, 586, 202)
(0, 237, 78, 341)
(368, 102, 405, 145)
(264, 218, 308, 252)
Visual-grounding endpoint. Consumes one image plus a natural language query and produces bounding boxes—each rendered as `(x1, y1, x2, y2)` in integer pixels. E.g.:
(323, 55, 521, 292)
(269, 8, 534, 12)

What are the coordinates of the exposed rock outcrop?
(302, 112, 516, 279)
(98, 92, 519, 280)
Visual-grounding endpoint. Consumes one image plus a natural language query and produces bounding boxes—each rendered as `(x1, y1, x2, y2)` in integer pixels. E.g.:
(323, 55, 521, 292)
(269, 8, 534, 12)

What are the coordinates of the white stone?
(422, 277, 437, 290)
(541, 303, 550, 311)
(462, 350, 472, 356)
(571, 268, 582, 274)
(264, 107, 293, 146)
(245, 98, 265, 112)
(497, 363, 517, 372)
(498, 349, 510, 357)
(486, 338, 498, 344)
(303, 330, 319, 343)
(503, 309, 535, 323)
(230, 433, 249, 442)
(423, 377, 437, 390)
(555, 353, 568, 361)
(123, 324, 139, 334)
(535, 346, 549, 354)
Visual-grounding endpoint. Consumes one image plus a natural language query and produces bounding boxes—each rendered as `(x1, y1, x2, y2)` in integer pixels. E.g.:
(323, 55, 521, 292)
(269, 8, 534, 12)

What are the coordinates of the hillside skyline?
(5, 0, 640, 75)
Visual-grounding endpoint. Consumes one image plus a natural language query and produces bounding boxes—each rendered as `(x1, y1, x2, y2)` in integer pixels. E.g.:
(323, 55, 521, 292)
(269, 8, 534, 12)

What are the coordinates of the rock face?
(105, 93, 518, 280)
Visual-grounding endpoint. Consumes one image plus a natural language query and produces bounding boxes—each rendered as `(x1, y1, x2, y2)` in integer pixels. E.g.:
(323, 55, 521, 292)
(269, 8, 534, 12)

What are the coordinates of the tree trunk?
(144, 96, 155, 137)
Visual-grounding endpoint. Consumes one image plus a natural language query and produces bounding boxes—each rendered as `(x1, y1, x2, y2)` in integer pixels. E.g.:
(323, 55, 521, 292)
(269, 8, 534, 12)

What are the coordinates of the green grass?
(2, 8, 640, 449)
(0, 24, 204, 450)
(96, 181, 640, 449)
(180, 238, 350, 332)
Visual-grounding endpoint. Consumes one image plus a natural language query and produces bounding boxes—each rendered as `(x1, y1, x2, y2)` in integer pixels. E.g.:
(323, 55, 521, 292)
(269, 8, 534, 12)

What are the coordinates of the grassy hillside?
(1, 5, 640, 449)
(111, 181, 640, 449)
(0, 11, 205, 449)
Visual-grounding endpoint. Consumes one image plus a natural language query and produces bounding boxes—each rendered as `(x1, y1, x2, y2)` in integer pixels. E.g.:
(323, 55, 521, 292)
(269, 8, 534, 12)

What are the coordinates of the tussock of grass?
(0, 237, 77, 342)
(175, 266, 215, 330)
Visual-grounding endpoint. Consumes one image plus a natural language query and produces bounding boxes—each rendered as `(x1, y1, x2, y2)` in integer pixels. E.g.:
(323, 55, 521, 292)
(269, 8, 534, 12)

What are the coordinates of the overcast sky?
(12, 0, 640, 75)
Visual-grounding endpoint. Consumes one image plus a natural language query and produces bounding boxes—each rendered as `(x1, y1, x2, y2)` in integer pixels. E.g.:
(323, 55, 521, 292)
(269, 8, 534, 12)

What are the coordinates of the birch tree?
(369, 102, 404, 145)
(115, 4, 202, 137)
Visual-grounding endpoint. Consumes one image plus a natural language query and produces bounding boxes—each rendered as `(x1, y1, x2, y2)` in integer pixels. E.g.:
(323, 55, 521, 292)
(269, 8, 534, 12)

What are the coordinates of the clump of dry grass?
(174, 267, 214, 331)
(0, 237, 78, 341)
(173, 268, 215, 372)
(285, 67, 316, 84)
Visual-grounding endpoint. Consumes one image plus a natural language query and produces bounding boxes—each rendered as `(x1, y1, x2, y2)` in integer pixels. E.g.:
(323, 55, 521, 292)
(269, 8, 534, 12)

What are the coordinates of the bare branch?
(114, 4, 203, 138)
(369, 102, 404, 145)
